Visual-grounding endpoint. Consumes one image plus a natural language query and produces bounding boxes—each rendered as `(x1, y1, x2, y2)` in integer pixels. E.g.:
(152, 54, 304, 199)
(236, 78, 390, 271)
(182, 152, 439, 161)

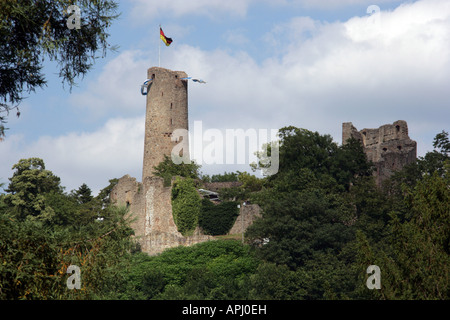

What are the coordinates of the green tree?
(0, 0, 119, 137)
(245, 126, 377, 298)
(72, 183, 93, 204)
(347, 175, 392, 246)
(153, 155, 200, 186)
(247, 262, 303, 300)
(247, 187, 354, 270)
(3, 158, 62, 222)
(357, 168, 450, 299)
(253, 127, 373, 193)
(385, 130, 450, 192)
(44, 190, 79, 227)
(236, 171, 264, 196)
(433, 130, 450, 156)
(96, 178, 118, 208)
(0, 214, 64, 299)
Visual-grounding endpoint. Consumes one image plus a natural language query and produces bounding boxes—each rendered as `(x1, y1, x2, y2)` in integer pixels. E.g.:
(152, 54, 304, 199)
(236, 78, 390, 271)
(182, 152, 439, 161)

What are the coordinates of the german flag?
(160, 27, 173, 46)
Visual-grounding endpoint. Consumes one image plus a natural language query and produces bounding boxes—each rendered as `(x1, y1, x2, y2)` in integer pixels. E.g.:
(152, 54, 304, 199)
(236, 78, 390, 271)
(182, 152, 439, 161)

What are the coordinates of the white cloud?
(69, 50, 150, 118)
(0, 117, 145, 194)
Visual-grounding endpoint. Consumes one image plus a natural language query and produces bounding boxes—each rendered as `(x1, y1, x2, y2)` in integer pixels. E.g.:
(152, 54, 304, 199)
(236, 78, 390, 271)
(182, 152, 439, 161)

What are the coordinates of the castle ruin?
(110, 67, 260, 255)
(342, 120, 417, 185)
(111, 67, 213, 255)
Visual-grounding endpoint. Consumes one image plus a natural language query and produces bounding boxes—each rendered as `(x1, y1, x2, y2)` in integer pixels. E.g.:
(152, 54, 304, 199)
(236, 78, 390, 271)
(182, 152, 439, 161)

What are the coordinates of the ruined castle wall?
(342, 120, 417, 185)
(228, 204, 262, 235)
(140, 176, 213, 255)
(142, 176, 179, 236)
(342, 122, 363, 144)
(112, 175, 213, 255)
(110, 175, 145, 238)
(142, 228, 214, 256)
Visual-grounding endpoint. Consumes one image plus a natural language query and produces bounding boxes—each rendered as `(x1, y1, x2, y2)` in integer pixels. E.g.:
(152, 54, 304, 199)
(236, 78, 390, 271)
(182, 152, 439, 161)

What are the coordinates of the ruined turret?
(342, 120, 417, 186)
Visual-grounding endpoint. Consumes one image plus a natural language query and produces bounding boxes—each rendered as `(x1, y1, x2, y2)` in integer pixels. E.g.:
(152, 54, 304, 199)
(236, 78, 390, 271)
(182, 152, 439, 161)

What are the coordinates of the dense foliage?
(217, 171, 264, 201)
(245, 127, 449, 299)
(0, 158, 133, 299)
(199, 199, 239, 236)
(120, 240, 260, 300)
(0, 128, 448, 300)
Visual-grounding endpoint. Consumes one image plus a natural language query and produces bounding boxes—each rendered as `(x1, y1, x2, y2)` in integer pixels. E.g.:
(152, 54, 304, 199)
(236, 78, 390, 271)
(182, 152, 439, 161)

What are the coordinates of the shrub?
(199, 199, 239, 236)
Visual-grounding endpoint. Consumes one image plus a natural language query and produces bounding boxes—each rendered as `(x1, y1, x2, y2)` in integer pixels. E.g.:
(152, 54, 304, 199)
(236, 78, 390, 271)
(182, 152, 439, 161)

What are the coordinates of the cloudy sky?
(1, 0, 449, 194)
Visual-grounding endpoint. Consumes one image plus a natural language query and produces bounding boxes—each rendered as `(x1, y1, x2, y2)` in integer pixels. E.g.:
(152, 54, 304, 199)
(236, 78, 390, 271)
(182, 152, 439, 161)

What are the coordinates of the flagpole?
(158, 24, 161, 67)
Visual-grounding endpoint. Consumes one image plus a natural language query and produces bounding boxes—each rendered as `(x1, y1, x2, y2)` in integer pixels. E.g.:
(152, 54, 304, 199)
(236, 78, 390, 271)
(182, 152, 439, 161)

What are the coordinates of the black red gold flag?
(160, 27, 173, 46)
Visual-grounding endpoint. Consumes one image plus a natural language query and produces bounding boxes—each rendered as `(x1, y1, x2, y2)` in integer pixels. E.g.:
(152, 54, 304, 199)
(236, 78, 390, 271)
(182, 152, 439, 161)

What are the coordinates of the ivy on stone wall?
(171, 177, 201, 236)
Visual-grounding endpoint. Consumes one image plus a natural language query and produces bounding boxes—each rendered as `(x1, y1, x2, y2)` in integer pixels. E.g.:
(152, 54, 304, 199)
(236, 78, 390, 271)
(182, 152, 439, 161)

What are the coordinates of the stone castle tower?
(342, 120, 417, 186)
(111, 67, 212, 255)
(142, 67, 189, 180)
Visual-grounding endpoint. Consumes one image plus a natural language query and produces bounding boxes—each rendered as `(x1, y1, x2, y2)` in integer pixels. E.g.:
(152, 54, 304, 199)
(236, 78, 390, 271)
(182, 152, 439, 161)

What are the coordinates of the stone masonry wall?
(109, 174, 145, 238)
(342, 120, 417, 185)
(111, 175, 213, 255)
(228, 204, 261, 235)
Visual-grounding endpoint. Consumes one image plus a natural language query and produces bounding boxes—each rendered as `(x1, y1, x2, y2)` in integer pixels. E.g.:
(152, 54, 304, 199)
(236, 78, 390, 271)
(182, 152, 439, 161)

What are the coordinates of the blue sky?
(1, 0, 449, 194)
